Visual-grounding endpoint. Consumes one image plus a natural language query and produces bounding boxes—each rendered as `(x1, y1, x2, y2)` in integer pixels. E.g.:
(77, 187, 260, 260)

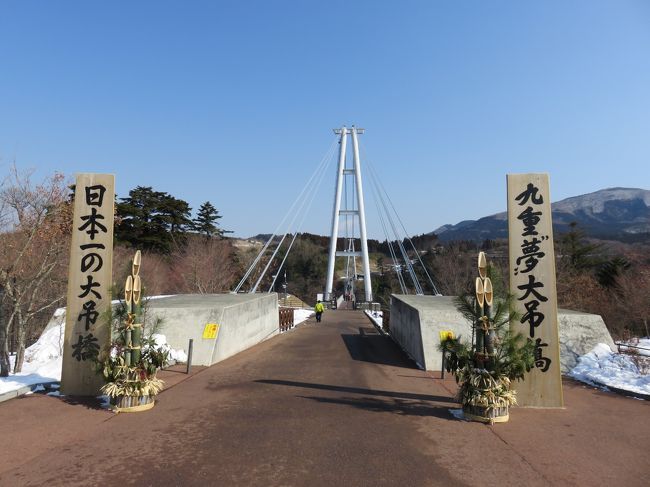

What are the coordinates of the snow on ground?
(27, 384, 46, 394)
(293, 309, 314, 325)
(1, 301, 187, 398)
(1, 354, 62, 396)
(24, 312, 66, 363)
(569, 341, 650, 397)
(151, 333, 188, 363)
(364, 310, 383, 328)
(0, 308, 66, 396)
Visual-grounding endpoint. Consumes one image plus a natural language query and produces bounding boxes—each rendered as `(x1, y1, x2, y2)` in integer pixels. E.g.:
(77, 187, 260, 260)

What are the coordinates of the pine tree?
(558, 221, 603, 271)
(193, 201, 224, 239)
(158, 194, 193, 237)
(116, 186, 192, 253)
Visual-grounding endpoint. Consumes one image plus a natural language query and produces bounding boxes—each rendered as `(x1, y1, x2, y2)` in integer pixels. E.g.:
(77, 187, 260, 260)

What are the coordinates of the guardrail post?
(186, 338, 194, 374)
(441, 350, 446, 380)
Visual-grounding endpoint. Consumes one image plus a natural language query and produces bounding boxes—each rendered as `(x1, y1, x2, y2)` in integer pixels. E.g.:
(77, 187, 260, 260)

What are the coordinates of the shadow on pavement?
(256, 379, 454, 403)
(58, 395, 108, 411)
(297, 395, 456, 419)
(340, 327, 419, 368)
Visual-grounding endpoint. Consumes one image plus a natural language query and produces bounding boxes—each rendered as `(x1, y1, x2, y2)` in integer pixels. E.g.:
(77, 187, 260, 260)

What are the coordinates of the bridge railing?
(279, 307, 295, 332)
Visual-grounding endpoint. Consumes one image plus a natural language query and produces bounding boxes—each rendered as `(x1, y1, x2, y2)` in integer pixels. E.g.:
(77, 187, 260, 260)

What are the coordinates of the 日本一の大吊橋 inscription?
(507, 174, 563, 408)
(61, 174, 115, 396)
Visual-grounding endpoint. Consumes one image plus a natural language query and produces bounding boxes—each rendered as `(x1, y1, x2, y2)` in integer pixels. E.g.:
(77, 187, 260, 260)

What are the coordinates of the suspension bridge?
(233, 125, 440, 307)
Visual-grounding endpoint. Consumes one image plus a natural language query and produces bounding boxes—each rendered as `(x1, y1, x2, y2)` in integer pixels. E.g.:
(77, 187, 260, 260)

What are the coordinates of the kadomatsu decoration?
(97, 250, 169, 412)
(440, 252, 535, 424)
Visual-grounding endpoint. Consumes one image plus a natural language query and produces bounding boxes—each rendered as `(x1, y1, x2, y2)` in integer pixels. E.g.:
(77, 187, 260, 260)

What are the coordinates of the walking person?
(315, 300, 324, 323)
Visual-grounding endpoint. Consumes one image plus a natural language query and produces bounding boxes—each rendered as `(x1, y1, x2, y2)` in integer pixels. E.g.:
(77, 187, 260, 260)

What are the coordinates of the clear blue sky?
(1, 1, 649, 239)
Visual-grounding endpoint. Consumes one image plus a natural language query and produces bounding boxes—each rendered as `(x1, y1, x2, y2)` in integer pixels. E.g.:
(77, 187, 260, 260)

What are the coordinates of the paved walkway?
(0, 310, 648, 486)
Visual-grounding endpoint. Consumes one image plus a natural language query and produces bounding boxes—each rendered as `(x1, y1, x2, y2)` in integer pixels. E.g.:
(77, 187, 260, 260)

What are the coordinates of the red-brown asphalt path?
(0, 310, 648, 486)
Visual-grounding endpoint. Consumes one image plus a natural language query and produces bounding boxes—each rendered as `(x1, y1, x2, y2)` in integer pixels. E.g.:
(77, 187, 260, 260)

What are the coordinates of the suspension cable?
(253, 140, 337, 292)
(367, 159, 439, 294)
(234, 138, 338, 293)
(362, 141, 441, 295)
(268, 146, 335, 292)
(368, 164, 422, 294)
(367, 162, 439, 294)
(367, 166, 407, 294)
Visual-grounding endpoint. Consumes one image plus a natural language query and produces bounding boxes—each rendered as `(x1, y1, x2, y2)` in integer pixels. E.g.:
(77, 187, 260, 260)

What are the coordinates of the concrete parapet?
(389, 294, 614, 373)
(148, 294, 279, 367)
(389, 295, 471, 369)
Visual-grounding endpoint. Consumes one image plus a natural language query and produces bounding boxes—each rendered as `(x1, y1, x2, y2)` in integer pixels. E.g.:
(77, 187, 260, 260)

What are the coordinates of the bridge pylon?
(324, 126, 372, 303)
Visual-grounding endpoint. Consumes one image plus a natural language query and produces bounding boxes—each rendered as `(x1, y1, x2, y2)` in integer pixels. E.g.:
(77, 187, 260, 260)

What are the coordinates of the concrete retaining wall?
(389, 295, 472, 370)
(389, 294, 615, 373)
(147, 294, 279, 367)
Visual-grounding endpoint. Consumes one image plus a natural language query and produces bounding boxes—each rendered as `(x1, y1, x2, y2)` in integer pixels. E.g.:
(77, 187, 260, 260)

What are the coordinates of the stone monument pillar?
(61, 174, 115, 396)
(507, 173, 563, 408)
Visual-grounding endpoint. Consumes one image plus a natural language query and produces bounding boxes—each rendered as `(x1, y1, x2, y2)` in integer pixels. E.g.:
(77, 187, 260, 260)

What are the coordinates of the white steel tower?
(324, 126, 373, 303)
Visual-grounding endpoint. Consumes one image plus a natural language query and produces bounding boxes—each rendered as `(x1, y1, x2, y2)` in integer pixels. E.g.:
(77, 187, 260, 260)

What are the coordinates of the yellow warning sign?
(439, 330, 455, 343)
(202, 323, 220, 339)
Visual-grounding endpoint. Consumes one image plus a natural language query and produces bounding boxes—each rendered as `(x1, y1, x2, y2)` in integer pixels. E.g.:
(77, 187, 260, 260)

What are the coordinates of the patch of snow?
(448, 408, 467, 421)
(365, 310, 383, 328)
(26, 384, 46, 395)
(150, 333, 188, 364)
(569, 342, 650, 397)
(46, 390, 63, 397)
(24, 319, 64, 363)
(1, 349, 62, 397)
(293, 309, 314, 325)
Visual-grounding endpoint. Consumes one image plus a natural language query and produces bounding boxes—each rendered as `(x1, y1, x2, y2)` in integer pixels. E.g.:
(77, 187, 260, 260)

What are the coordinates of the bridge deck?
(0, 310, 648, 486)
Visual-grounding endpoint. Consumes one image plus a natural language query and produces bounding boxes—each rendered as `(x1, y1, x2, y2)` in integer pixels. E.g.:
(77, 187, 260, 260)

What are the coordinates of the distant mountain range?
(431, 187, 650, 243)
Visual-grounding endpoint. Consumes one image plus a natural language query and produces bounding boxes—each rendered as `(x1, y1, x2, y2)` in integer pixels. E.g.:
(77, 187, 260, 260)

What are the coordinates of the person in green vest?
(314, 300, 325, 323)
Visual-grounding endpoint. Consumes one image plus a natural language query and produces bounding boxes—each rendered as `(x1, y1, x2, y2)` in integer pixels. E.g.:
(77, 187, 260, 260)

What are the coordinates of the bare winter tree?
(169, 237, 237, 294)
(112, 245, 173, 297)
(429, 243, 477, 296)
(605, 268, 650, 339)
(0, 167, 71, 376)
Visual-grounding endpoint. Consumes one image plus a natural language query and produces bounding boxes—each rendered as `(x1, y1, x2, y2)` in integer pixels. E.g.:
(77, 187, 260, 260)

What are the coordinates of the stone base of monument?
(462, 404, 509, 424)
(111, 395, 156, 413)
